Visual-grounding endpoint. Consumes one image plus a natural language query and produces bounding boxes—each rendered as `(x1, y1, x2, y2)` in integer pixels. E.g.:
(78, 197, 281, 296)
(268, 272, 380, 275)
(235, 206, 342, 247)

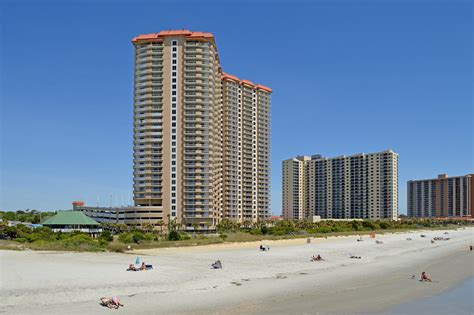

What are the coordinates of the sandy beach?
(1, 228, 473, 314)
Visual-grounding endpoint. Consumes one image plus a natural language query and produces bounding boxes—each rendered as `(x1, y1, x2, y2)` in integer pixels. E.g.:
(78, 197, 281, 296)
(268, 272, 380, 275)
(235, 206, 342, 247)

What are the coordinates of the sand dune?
(1, 228, 473, 314)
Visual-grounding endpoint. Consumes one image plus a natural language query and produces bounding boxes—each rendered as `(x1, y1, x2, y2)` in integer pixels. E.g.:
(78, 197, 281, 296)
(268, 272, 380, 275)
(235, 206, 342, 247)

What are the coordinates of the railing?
(51, 228, 102, 233)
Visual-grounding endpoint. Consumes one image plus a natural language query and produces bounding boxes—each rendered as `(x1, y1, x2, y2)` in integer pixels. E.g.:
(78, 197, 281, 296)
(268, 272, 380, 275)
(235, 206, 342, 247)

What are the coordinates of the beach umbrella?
(135, 257, 141, 265)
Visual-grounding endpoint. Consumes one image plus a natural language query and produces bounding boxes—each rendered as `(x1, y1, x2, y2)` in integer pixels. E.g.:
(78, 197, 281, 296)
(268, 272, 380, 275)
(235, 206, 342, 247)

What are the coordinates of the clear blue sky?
(1, 1, 472, 214)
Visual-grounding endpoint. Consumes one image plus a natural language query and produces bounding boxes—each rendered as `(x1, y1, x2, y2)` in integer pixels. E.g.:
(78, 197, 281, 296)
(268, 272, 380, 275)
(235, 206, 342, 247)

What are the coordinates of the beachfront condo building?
(283, 150, 399, 221)
(407, 174, 474, 218)
(131, 30, 272, 230)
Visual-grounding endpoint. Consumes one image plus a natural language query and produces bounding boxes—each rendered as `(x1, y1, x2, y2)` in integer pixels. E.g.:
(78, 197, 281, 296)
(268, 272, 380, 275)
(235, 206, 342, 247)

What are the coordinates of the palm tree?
(156, 220, 165, 234)
(142, 222, 154, 233)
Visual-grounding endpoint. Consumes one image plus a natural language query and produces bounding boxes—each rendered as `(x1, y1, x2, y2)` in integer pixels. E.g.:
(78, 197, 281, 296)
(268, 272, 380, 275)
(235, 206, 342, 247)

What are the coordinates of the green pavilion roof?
(42, 211, 100, 226)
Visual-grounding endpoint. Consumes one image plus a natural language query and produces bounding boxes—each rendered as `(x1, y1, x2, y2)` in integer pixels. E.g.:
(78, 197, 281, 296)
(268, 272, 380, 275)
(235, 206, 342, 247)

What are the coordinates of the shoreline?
(1, 228, 473, 314)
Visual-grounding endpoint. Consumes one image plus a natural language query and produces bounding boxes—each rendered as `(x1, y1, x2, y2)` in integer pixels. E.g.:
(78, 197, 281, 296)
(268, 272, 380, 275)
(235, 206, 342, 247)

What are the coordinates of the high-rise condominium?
(132, 30, 271, 230)
(407, 174, 473, 218)
(283, 150, 398, 220)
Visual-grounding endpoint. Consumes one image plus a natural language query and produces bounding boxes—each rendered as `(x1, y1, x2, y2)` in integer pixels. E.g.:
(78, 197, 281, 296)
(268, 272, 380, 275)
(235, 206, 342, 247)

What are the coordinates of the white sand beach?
(1, 228, 473, 314)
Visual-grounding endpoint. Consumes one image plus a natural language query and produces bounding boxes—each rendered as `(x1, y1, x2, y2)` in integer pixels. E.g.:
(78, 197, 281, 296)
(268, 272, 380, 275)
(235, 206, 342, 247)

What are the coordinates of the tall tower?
(132, 30, 272, 229)
(222, 74, 272, 223)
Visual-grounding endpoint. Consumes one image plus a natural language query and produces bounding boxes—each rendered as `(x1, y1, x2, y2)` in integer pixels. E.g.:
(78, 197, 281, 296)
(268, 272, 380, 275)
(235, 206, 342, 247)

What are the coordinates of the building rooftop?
(132, 30, 214, 43)
(222, 72, 272, 92)
(42, 211, 100, 226)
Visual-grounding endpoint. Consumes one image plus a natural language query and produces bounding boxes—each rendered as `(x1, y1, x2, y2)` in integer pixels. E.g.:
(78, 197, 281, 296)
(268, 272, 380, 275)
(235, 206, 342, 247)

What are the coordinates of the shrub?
(316, 226, 332, 233)
(99, 230, 113, 242)
(249, 229, 263, 235)
(219, 233, 228, 240)
(131, 231, 146, 243)
(180, 233, 191, 240)
(144, 233, 156, 241)
(168, 230, 180, 241)
(118, 232, 134, 243)
(379, 222, 390, 229)
(261, 226, 269, 235)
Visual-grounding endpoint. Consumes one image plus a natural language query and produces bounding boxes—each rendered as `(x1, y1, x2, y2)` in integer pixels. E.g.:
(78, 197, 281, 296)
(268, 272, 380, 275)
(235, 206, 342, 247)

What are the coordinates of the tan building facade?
(283, 150, 399, 221)
(407, 174, 473, 218)
(131, 30, 272, 230)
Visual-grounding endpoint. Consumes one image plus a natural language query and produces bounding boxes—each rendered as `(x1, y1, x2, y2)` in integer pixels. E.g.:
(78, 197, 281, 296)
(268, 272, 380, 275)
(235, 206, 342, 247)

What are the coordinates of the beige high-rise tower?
(283, 150, 398, 221)
(132, 30, 271, 230)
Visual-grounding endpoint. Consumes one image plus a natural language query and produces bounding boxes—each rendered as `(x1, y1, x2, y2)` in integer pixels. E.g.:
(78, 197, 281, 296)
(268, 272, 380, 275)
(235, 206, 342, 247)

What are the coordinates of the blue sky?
(1, 0, 472, 214)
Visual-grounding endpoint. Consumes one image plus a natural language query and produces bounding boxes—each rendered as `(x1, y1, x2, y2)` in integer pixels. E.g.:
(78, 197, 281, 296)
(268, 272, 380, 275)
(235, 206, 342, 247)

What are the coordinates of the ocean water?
(384, 277, 474, 315)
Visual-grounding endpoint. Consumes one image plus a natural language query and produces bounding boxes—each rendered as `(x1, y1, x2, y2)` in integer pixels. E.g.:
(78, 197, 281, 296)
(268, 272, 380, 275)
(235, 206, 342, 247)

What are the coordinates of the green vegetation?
(0, 210, 56, 224)
(0, 215, 471, 252)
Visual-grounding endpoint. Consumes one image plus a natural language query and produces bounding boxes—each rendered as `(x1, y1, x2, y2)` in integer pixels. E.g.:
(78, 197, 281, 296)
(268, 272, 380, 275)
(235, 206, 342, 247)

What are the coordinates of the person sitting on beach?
(211, 260, 222, 269)
(311, 254, 324, 261)
(140, 262, 146, 271)
(127, 264, 137, 271)
(421, 272, 432, 282)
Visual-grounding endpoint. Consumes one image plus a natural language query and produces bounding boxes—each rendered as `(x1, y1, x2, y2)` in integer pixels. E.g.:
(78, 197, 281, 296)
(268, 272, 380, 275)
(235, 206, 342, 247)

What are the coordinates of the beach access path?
(1, 228, 473, 314)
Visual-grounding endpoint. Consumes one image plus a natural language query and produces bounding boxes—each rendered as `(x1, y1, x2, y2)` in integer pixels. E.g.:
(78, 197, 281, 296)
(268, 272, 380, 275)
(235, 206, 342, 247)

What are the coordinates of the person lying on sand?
(420, 271, 432, 282)
(127, 264, 137, 271)
(260, 245, 270, 251)
(350, 254, 362, 259)
(100, 296, 124, 309)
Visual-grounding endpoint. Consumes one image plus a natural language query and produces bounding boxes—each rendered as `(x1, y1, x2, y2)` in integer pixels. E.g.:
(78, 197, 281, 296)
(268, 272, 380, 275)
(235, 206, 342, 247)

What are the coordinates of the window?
(172, 40, 177, 45)
(172, 66, 176, 70)
(173, 47, 177, 52)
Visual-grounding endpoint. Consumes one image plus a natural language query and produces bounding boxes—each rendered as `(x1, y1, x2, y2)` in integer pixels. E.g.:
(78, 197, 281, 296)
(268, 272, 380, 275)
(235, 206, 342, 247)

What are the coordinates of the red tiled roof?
(132, 30, 214, 43)
(255, 84, 272, 92)
(221, 72, 240, 82)
(222, 73, 272, 93)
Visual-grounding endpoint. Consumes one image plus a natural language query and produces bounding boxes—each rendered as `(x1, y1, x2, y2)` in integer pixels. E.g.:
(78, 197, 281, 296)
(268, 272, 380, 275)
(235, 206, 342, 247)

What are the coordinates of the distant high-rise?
(283, 150, 398, 220)
(132, 30, 272, 230)
(407, 174, 473, 218)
